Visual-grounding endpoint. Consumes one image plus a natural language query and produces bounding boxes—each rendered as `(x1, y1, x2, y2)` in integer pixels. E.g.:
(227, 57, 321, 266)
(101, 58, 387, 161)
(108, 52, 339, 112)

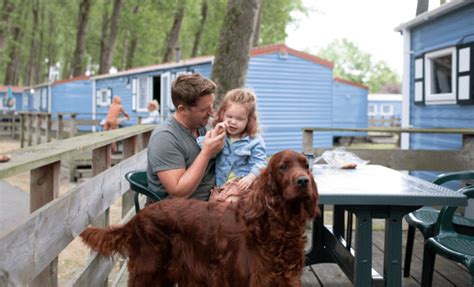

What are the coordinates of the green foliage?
(0, 0, 305, 85)
(318, 39, 400, 93)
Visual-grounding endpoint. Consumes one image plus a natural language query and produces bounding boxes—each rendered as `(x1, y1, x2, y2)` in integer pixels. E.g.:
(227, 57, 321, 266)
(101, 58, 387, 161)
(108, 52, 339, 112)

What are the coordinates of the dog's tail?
(80, 225, 131, 257)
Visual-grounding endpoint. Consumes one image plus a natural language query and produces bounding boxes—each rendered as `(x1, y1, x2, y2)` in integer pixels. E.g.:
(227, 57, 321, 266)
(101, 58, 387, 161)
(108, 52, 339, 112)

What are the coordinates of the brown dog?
(80, 150, 320, 287)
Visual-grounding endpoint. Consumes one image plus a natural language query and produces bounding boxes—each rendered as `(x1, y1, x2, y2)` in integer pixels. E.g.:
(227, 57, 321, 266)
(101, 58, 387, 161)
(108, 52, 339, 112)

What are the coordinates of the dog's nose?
(296, 176, 309, 188)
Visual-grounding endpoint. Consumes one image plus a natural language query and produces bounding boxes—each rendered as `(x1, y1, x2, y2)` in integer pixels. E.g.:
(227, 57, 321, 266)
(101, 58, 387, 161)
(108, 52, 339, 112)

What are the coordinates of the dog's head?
(249, 150, 320, 220)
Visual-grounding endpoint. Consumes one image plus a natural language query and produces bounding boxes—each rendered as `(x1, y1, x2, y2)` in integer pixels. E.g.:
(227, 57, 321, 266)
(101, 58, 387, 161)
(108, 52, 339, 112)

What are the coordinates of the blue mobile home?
(0, 86, 24, 113)
(396, 1, 474, 186)
(332, 77, 368, 138)
(92, 44, 336, 155)
(368, 94, 402, 127)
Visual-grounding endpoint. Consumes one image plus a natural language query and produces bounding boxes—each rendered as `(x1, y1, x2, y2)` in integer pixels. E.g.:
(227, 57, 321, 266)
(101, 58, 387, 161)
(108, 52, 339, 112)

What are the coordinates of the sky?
(285, 0, 444, 76)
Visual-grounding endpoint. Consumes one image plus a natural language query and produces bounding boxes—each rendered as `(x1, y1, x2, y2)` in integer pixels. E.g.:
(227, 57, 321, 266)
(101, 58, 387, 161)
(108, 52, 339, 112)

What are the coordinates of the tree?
(191, 0, 208, 57)
(71, 0, 93, 77)
(162, 0, 185, 63)
(211, 0, 261, 106)
(318, 39, 400, 93)
(98, 0, 122, 74)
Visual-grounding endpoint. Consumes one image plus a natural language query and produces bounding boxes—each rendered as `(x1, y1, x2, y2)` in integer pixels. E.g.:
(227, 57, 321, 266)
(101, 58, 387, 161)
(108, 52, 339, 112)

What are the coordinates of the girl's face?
(223, 102, 249, 137)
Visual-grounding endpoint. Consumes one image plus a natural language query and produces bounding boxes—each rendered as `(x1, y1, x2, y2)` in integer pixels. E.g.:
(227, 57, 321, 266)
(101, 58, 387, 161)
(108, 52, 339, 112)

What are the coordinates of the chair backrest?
(125, 170, 162, 211)
(433, 171, 474, 186)
(437, 186, 474, 234)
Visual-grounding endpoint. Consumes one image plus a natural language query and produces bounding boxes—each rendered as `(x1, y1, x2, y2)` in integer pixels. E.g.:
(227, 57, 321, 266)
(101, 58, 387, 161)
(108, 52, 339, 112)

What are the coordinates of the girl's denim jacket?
(197, 134, 267, 186)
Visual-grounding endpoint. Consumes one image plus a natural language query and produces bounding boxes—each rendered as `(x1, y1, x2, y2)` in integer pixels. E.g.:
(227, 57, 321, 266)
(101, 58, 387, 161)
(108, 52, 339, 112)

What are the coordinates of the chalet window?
(380, 104, 394, 116)
(368, 104, 377, 116)
(424, 47, 457, 104)
(96, 88, 111, 107)
(457, 43, 474, 105)
(135, 77, 151, 112)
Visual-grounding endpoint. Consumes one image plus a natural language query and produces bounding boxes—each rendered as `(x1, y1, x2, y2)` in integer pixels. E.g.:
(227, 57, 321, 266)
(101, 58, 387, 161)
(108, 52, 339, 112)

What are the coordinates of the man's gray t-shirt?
(147, 117, 215, 201)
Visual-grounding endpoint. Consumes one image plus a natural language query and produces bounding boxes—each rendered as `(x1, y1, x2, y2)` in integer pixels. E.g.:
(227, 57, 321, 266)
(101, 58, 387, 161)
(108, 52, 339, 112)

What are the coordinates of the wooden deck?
(114, 229, 471, 286)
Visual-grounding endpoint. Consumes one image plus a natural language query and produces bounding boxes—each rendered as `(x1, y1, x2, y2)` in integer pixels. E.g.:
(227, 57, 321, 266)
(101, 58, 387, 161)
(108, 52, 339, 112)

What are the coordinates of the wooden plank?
(0, 125, 155, 179)
(311, 263, 353, 286)
(301, 266, 322, 287)
(122, 136, 137, 218)
(0, 151, 147, 286)
(91, 145, 112, 229)
(304, 127, 474, 135)
(29, 161, 60, 287)
(313, 148, 473, 171)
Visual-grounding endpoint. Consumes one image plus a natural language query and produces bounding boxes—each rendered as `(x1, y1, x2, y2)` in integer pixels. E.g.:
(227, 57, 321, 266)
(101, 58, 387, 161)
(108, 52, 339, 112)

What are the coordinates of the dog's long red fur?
(80, 150, 320, 287)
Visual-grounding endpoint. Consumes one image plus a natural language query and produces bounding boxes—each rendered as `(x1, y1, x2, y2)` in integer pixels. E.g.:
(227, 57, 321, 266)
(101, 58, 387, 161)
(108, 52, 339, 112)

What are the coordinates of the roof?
(92, 56, 215, 80)
(251, 43, 334, 68)
(92, 44, 334, 80)
(52, 75, 90, 86)
(334, 77, 369, 90)
(395, 0, 472, 32)
(368, 94, 402, 101)
(0, 86, 24, 93)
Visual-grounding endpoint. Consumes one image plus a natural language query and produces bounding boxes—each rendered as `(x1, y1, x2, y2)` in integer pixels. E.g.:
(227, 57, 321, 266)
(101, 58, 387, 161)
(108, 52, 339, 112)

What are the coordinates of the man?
(147, 74, 226, 201)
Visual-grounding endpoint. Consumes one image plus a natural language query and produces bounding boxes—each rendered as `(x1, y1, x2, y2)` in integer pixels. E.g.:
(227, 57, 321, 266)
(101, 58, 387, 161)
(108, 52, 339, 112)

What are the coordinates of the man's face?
(185, 94, 214, 129)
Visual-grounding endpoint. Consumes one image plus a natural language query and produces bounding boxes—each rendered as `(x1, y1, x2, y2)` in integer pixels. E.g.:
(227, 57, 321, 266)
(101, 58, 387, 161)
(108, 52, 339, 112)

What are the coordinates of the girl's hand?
(237, 174, 257, 191)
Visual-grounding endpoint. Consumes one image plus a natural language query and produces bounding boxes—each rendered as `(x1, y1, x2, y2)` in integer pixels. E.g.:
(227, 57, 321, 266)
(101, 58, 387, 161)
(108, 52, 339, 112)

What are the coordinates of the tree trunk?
(24, 0, 39, 86)
(124, 3, 140, 69)
(211, 0, 261, 106)
(191, 0, 208, 57)
(416, 0, 429, 16)
(162, 0, 185, 63)
(252, 0, 263, 47)
(0, 0, 15, 49)
(33, 2, 44, 84)
(98, 0, 122, 75)
(45, 10, 57, 81)
(71, 0, 92, 77)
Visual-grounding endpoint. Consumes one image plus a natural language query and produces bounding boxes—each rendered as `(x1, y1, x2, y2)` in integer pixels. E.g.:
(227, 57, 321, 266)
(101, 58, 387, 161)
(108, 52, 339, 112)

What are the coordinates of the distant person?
(141, 100, 160, 124)
(104, 95, 130, 152)
(198, 88, 267, 203)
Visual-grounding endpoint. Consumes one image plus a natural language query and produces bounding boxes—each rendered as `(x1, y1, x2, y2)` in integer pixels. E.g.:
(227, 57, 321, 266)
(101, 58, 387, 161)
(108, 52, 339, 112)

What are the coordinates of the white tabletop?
(313, 164, 467, 206)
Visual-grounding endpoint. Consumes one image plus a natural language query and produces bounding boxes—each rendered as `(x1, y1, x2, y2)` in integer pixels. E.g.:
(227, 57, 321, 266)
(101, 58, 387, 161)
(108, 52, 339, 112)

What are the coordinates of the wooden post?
(462, 135, 474, 219)
(91, 145, 112, 228)
(27, 113, 33, 147)
(137, 116, 143, 124)
(35, 114, 41, 145)
(20, 113, 25, 148)
(69, 113, 77, 138)
(57, 114, 63, 140)
(122, 136, 138, 218)
(303, 129, 314, 154)
(46, 114, 52, 142)
(141, 130, 152, 150)
(30, 161, 60, 287)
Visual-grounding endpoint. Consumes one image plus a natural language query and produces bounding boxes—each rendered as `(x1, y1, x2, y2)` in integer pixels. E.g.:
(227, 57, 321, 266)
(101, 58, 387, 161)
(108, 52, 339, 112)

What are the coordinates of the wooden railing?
(0, 113, 20, 139)
(0, 125, 155, 286)
(303, 127, 474, 171)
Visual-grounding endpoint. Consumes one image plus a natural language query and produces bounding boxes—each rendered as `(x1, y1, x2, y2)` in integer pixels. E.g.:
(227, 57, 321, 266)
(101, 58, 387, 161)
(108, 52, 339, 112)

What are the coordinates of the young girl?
(200, 88, 267, 202)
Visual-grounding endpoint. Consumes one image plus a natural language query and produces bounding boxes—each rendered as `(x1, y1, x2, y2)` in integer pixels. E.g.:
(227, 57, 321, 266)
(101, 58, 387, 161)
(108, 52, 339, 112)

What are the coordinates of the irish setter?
(80, 150, 320, 287)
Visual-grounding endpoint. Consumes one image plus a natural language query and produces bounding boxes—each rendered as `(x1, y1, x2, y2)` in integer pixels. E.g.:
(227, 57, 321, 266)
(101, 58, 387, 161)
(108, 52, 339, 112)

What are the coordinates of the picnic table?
(306, 164, 467, 287)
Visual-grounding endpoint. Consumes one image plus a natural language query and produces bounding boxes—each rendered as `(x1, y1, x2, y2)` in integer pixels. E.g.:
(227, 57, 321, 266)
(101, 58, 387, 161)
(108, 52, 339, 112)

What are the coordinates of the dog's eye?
(280, 164, 287, 171)
(305, 163, 309, 169)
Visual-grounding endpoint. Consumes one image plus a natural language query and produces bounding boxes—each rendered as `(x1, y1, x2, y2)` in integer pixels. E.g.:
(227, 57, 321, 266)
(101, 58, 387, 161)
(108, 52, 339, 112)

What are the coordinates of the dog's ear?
(304, 177, 320, 219)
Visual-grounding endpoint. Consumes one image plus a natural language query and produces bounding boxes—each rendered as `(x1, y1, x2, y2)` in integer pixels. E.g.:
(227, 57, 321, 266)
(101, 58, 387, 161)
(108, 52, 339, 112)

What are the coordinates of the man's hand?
(210, 122, 228, 138)
(236, 173, 257, 191)
(201, 130, 225, 157)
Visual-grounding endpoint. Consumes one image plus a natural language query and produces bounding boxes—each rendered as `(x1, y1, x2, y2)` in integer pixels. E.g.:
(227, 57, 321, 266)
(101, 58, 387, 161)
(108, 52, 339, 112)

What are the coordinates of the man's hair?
(171, 74, 217, 108)
(214, 88, 260, 137)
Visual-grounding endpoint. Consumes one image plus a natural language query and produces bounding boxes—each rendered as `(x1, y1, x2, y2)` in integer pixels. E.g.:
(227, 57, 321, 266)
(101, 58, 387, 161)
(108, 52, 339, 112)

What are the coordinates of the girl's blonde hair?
(214, 88, 260, 137)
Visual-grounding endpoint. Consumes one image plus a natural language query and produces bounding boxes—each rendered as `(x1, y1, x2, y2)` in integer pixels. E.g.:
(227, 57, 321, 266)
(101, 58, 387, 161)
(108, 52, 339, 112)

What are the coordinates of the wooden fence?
(303, 127, 474, 172)
(0, 125, 154, 286)
(0, 113, 20, 138)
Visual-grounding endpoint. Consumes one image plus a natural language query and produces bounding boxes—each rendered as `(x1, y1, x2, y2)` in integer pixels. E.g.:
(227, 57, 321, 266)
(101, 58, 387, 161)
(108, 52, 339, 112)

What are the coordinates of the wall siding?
(332, 81, 368, 137)
(409, 3, 474, 180)
(52, 80, 92, 119)
(246, 53, 333, 155)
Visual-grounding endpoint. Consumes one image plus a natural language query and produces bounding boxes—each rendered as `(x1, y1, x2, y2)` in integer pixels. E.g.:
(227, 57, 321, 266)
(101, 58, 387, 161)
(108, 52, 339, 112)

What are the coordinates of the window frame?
(368, 104, 377, 116)
(97, 88, 110, 107)
(380, 104, 394, 116)
(136, 76, 151, 112)
(424, 47, 457, 105)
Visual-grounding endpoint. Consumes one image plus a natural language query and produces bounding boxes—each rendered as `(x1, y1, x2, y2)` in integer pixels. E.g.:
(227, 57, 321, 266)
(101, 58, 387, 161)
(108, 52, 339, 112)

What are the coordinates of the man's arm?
(157, 131, 225, 198)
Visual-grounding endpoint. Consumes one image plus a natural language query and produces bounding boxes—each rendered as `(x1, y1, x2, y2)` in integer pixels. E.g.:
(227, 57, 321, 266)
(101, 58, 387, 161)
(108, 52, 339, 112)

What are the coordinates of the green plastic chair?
(421, 185, 474, 287)
(403, 171, 474, 277)
(124, 170, 162, 213)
